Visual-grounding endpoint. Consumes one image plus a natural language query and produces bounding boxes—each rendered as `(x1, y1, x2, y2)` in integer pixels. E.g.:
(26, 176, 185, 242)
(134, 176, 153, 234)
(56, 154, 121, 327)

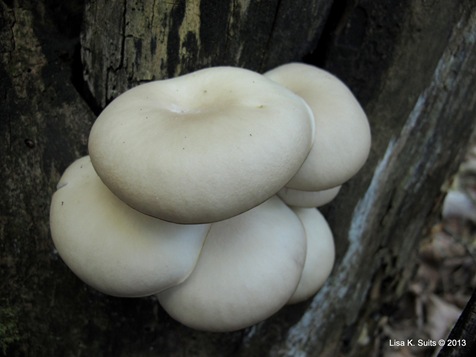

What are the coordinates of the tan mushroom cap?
(288, 207, 335, 304)
(89, 66, 315, 224)
(278, 186, 341, 208)
(157, 196, 307, 332)
(49, 156, 210, 297)
(265, 63, 371, 191)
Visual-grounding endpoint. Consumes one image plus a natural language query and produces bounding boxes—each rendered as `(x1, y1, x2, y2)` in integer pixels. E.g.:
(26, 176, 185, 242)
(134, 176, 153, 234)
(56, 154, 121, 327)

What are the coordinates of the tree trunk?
(439, 289, 476, 357)
(1, 0, 476, 356)
(80, 0, 334, 108)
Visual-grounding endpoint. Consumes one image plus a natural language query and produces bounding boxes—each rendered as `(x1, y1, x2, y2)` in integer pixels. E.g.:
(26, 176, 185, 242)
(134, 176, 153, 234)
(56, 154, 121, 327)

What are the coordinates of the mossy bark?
(1, 0, 476, 356)
(80, 0, 333, 107)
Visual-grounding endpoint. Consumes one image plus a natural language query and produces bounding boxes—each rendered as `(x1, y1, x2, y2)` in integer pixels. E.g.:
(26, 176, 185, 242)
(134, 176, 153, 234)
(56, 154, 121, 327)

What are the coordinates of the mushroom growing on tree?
(287, 207, 335, 304)
(265, 63, 371, 195)
(278, 185, 342, 208)
(49, 63, 370, 332)
(157, 196, 307, 332)
(49, 156, 210, 297)
(88, 66, 315, 224)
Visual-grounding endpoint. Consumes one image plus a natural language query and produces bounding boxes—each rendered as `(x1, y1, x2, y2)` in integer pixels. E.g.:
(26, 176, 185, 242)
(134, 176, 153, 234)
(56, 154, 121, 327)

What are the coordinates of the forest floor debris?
(378, 134, 476, 357)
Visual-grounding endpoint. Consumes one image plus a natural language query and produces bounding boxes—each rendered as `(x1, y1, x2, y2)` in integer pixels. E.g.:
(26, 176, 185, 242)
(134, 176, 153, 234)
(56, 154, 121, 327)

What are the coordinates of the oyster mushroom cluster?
(50, 63, 371, 332)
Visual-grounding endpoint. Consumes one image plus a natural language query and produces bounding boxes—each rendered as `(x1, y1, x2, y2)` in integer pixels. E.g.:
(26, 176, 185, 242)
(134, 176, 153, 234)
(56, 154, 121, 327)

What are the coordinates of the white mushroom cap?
(278, 186, 341, 208)
(442, 190, 476, 223)
(88, 66, 315, 224)
(157, 196, 307, 332)
(49, 156, 210, 297)
(288, 207, 335, 304)
(265, 63, 371, 191)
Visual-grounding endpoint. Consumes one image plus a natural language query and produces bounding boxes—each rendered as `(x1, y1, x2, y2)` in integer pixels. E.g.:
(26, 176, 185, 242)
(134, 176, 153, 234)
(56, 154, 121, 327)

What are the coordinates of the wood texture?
(1, 0, 476, 356)
(80, 0, 334, 107)
(438, 289, 476, 357)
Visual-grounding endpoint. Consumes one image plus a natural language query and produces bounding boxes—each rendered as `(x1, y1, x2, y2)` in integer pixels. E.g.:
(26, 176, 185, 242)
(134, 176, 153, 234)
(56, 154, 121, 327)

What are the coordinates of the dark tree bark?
(1, 0, 476, 356)
(80, 0, 334, 107)
(438, 289, 476, 357)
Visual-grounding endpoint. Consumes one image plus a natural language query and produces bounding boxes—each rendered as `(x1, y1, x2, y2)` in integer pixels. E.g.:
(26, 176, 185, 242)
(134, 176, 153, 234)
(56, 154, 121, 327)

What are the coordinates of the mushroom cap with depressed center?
(265, 63, 371, 191)
(278, 186, 341, 208)
(288, 207, 335, 304)
(157, 196, 307, 332)
(49, 156, 210, 297)
(88, 66, 315, 224)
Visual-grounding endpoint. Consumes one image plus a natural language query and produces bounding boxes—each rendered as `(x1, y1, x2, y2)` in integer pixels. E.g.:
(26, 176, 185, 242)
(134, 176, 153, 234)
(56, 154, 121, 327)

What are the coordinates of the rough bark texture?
(80, 0, 334, 107)
(438, 289, 476, 357)
(1, 0, 476, 356)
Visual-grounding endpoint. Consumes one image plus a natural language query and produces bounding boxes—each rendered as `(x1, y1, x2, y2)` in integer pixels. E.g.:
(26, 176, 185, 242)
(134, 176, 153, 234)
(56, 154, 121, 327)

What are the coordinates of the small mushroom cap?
(288, 207, 335, 304)
(49, 156, 209, 297)
(265, 63, 371, 191)
(89, 66, 315, 224)
(157, 196, 307, 332)
(278, 186, 341, 208)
